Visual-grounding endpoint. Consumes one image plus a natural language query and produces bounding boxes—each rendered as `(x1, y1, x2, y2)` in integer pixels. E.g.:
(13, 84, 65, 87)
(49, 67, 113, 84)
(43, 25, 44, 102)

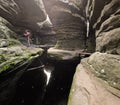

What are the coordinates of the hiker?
(24, 29, 31, 47)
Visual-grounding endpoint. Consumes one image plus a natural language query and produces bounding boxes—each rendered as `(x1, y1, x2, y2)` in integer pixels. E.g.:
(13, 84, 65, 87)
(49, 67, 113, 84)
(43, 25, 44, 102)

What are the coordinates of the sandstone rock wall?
(68, 0, 120, 105)
(0, 0, 52, 32)
(96, 0, 120, 54)
(92, 0, 120, 54)
(68, 55, 120, 105)
(0, 17, 21, 47)
(43, 0, 87, 50)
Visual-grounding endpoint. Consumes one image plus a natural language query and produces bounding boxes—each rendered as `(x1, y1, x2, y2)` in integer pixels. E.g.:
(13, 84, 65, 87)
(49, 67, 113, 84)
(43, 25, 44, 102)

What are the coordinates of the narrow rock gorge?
(0, 0, 120, 105)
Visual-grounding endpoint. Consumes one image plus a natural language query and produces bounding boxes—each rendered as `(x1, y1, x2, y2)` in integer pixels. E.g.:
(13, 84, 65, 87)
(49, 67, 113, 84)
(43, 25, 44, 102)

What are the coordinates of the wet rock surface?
(0, 54, 79, 105)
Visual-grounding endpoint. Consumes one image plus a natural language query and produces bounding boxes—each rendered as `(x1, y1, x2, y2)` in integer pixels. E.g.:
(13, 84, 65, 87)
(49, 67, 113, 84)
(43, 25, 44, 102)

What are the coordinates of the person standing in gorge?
(24, 29, 32, 47)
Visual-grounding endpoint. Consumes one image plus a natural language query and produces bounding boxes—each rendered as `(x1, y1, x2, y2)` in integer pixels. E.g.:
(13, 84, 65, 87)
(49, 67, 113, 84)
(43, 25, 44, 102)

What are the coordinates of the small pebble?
(101, 69, 105, 74)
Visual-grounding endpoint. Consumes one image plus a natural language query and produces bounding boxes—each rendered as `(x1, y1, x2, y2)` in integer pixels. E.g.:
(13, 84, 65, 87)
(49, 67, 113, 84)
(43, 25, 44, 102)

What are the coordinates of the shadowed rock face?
(71, 0, 120, 54)
(0, 0, 52, 31)
(68, 0, 120, 105)
(94, 0, 120, 54)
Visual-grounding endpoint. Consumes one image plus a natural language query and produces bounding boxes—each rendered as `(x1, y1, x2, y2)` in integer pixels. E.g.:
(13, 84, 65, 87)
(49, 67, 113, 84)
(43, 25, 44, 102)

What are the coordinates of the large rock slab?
(87, 52, 120, 89)
(94, 0, 120, 54)
(68, 63, 120, 105)
(68, 52, 120, 105)
(96, 28, 120, 54)
(47, 47, 83, 61)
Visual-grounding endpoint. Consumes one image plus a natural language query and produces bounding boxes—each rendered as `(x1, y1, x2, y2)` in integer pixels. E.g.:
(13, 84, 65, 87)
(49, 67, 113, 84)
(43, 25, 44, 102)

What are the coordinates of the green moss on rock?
(0, 54, 6, 64)
(0, 46, 43, 74)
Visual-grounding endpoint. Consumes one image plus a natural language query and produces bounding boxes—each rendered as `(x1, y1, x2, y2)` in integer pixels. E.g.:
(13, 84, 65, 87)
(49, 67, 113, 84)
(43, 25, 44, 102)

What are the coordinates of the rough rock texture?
(68, 60, 120, 105)
(68, 52, 120, 105)
(0, 16, 21, 47)
(0, 15, 43, 74)
(94, 0, 120, 53)
(0, 0, 52, 32)
(87, 52, 120, 90)
(43, 0, 87, 50)
(0, 46, 43, 73)
(69, 0, 120, 54)
(96, 28, 120, 54)
(0, 1, 120, 105)
(48, 48, 83, 61)
(0, 0, 119, 52)
(68, 0, 120, 105)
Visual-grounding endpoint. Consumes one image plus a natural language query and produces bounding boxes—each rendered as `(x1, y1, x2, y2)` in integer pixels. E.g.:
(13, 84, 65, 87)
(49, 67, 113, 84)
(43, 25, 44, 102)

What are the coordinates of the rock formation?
(68, 0, 120, 105)
(68, 55, 120, 105)
(0, 0, 120, 105)
(0, 0, 50, 30)
(43, 0, 87, 50)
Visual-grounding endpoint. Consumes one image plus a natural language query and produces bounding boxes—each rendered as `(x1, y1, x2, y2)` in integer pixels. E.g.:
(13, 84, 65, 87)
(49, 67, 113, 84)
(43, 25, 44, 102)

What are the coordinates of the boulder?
(96, 28, 120, 54)
(87, 52, 120, 89)
(94, 0, 120, 54)
(68, 52, 120, 105)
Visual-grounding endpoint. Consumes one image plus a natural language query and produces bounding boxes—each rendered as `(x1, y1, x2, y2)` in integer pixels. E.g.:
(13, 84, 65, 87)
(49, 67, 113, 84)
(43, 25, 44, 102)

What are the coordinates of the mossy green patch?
(0, 46, 43, 74)
(0, 54, 7, 64)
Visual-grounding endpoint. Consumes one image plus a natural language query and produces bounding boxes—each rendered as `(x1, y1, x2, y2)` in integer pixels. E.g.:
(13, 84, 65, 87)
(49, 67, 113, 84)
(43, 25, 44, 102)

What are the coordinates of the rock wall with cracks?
(43, 0, 88, 50)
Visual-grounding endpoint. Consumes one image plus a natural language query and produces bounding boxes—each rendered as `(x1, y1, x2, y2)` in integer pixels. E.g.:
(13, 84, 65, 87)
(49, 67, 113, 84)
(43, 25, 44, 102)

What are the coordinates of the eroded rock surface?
(0, 0, 52, 32)
(68, 60, 120, 105)
(43, 0, 87, 50)
(68, 0, 120, 105)
(0, 16, 43, 74)
(94, 0, 120, 54)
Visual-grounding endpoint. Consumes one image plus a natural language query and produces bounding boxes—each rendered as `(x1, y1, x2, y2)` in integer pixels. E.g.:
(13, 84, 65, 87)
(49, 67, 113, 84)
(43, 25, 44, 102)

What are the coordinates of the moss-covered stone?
(0, 54, 6, 64)
(0, 46, 43, 74)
